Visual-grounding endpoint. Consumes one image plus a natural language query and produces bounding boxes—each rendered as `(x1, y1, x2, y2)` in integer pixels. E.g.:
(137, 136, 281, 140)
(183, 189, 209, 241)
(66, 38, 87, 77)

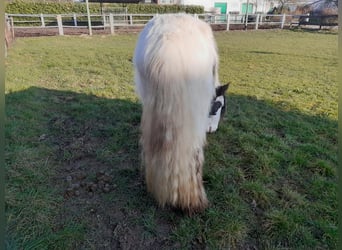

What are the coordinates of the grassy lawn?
(5, 30, 337, 249)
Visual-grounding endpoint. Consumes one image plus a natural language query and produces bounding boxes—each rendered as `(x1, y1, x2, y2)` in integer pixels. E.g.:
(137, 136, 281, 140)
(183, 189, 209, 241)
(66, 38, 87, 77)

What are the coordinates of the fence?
(199, 13, 290, 30)
(5, 13, 337, 36)
(5, 16, 15, 57)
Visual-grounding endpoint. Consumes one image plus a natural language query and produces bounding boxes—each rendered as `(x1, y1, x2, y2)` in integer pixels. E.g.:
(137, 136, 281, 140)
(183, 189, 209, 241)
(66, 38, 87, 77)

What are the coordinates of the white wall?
(227, 0, 241, 13)
(181, 0, 277, 13)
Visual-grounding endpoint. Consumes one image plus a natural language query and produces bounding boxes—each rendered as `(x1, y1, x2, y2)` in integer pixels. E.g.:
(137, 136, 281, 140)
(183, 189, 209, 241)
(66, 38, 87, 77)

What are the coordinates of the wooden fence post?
(40, 13, 45, 27)
(86, 0, 93, 36)
(129, 14, 133, 25)
(226, 13, 230, 31)
(5, 17, 9, 57)
(259, 14, 263, 25)
(10, 17, 15, 40)
(57, 15, 64, 36)
(5, 15, 15, 57)
(73, 13, 77, 27)
(245, 13, 248, 30)
(281, 14, 286, 29)
(102, 13, 106, 29)
(109, 13, 115, 35)
(255, 14, 259, 30)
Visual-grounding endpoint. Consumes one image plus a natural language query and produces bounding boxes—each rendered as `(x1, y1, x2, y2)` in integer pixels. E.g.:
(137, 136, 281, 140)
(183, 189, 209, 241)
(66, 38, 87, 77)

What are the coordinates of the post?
(57, 15, 64, 36)
(40, 13, 45, 27)
(109, 13, 114, 35)
(255, 14, 259, 30)
(102, 13, 106, 29)
(281, 13, 286, 29)
(86, 0, 92, 36)
(226, 13, 230, 31)
(129, 14, 133, 25)
(73, 13, 77, 27)
(244, 0, 250, 30)
(10, 17, 15, 40)
(245, 13, 249, 30)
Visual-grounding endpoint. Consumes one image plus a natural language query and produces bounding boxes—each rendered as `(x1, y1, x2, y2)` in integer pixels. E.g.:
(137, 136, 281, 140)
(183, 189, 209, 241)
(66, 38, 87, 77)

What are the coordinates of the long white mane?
(133, 14, 220, 213)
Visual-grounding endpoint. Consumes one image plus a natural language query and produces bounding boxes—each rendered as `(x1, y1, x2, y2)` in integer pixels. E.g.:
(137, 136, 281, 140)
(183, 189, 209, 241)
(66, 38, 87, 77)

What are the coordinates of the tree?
(304, 0, 338, 14)
(276, 0, 298, 13)
(275, 0, 337, 14)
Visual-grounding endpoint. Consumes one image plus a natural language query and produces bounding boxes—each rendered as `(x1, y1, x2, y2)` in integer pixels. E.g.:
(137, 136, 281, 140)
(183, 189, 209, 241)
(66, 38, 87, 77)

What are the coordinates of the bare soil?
(12, 22, 335, 38)
(45, 93, 184, 249)
(55, 156, 177, 249)
(14, 26, 146, 37)
(13, 24, 253, 38)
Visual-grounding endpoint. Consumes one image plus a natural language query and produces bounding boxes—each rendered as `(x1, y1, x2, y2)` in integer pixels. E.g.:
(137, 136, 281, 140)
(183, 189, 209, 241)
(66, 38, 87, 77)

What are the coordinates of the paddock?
(4, 30, 338, 249)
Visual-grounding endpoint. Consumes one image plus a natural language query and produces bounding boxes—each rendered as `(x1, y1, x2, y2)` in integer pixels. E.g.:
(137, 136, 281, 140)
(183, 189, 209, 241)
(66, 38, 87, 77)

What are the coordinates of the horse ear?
(216, 83, 230, 96)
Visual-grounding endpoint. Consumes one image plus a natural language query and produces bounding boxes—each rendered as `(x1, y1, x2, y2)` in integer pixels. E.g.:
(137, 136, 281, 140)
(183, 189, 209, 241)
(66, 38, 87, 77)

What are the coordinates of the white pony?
(133, 14, 225, 213)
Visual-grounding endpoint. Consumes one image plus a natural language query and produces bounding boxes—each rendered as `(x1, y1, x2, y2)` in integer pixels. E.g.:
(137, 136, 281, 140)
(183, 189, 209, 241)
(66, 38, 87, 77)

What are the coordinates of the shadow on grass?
(6, 87, 337, 249)
(248, 51, 283, 55)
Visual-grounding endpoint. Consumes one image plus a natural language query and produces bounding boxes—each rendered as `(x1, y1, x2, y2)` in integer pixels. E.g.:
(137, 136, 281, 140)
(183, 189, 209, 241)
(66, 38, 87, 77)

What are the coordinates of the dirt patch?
(54, 156, 178, 249)
(13, 24, 244, 38)
(43, 92, 183, 249)
(14, 26, 144, 37)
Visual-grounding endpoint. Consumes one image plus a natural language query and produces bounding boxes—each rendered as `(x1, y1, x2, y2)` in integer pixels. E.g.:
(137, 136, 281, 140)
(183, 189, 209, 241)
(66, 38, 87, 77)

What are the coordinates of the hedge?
(5, 1, 204, 14)
(5, 1, 93, 14)
(126, 4, 204, 14)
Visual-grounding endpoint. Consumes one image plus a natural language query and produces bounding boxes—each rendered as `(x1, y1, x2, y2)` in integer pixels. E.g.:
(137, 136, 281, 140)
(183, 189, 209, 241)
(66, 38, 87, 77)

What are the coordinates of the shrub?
(5, 1, 204, 14)
(5, 1, 100, 14)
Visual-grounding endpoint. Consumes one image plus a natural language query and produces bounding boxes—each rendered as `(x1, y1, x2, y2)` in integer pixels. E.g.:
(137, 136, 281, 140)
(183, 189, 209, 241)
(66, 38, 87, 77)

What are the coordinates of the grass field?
(5, 30, 338, 249)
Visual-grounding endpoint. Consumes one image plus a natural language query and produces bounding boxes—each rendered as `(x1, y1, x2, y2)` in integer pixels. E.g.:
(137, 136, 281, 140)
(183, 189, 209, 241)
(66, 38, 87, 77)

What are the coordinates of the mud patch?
(44, 92, 181, 249)
(52, 142, 178, 249)
(55, 157, 178, 249)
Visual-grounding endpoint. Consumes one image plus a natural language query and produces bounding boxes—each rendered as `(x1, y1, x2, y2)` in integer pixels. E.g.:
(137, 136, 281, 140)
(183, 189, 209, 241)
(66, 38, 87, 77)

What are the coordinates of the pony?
(207, 83, 230, 133)
(133, 13, 227, 213)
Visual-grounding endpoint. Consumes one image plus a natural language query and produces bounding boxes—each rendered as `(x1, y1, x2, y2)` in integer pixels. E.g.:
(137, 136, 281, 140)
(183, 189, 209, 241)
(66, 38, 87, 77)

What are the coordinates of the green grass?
(5, 30, 337, 249)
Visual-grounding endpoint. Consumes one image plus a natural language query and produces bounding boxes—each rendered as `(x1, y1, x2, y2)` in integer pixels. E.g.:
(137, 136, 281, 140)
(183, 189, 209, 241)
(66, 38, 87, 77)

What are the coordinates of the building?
(157, 0, 278, 14)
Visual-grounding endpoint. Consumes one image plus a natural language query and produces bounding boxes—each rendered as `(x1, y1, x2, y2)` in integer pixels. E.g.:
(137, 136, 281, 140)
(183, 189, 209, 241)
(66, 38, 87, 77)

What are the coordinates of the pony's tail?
(139, 75, 210, 213)
(134, 14, 217, 213)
